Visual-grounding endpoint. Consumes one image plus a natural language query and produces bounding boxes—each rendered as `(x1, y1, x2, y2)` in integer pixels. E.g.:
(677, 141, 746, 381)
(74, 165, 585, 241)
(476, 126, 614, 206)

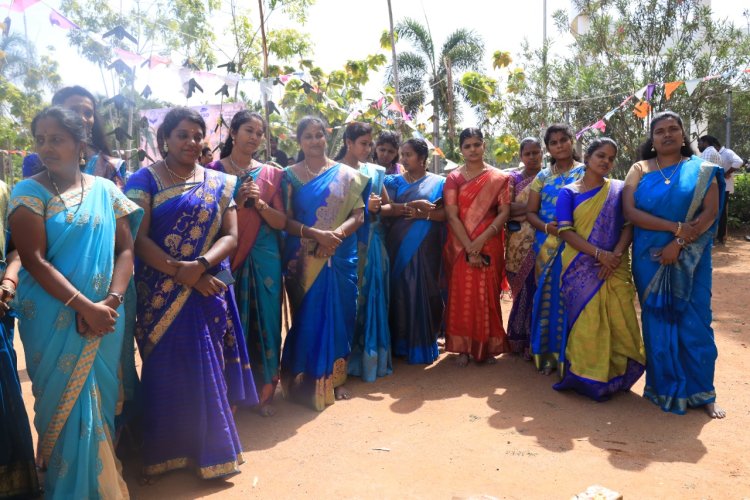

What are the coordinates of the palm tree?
(391, 18, 484, 163)
(0, 33, 32, 82)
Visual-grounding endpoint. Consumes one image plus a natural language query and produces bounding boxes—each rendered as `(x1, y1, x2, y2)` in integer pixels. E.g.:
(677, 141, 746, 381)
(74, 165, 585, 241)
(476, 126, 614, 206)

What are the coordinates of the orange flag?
(633, 101, 651, 119)
(665, 81, 683, 100)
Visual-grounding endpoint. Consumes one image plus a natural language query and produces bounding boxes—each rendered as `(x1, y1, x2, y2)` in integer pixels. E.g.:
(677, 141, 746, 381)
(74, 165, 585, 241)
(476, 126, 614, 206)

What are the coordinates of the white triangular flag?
(634, 85, 647, 100)
(684, 78, 700, 96)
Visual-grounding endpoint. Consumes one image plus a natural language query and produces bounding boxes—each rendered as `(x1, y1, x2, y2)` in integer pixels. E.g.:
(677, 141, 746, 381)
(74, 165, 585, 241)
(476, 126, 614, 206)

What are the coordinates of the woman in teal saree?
(624, 111, 725, 418)
(10, 106, 141, 498)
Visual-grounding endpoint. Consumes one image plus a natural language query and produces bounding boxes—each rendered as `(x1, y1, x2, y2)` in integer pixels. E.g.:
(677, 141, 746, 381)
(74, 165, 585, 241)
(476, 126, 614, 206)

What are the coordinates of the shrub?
(731, 173, 750, 224)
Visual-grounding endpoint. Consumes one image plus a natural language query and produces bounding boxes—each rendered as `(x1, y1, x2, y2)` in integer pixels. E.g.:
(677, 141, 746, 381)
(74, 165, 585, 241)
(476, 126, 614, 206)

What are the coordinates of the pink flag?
(115, 48, 144, 64)
(49, 8, 79, 29)
(3, 0, 39, 12)
(386, 100, 404, 113)
(592, 119, 607, 133)
(147, 55, 171, 69)
(279, 74, 292, 84)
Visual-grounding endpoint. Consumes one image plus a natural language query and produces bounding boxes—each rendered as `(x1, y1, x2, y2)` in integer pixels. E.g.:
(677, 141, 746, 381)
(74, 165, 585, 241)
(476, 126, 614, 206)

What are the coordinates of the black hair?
(699, 134, 722, 150)
(220, 110, 266, 159)
(584, 137, 618, 165)
(519, 136, 542, 155)
(156, 107, 206, 159)
(201, 146, 212, 156)
(295, 116, 327, 143)
(373, 131, 401, 168)
(459, 127, 483, 148)
(402, 138, 429, 166)
(543, 123, 582, 165)
(334, 121, 373, 161)
(637, 111, 695, 160)
(31, 106, 89, 169)
(51, 85, 111, 156)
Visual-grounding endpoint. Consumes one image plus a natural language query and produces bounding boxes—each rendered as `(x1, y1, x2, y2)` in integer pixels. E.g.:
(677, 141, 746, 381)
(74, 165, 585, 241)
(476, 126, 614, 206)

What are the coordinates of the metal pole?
(725, 90, 732, 148)
(387, 0, 400, 102)
(541, 0, 548, 129)
(258, 0, 272, 161)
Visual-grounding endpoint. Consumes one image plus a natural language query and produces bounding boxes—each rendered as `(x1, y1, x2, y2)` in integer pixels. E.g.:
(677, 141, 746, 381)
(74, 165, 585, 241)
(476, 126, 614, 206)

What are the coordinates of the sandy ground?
(15, 233, 750, 499)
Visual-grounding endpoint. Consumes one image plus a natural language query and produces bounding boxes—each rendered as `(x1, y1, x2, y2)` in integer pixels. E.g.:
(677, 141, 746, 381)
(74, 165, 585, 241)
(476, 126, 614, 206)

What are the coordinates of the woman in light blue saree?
(281, 117, 371, 410)
(10, 106, 141, 498)
(623, 111, 725, 419)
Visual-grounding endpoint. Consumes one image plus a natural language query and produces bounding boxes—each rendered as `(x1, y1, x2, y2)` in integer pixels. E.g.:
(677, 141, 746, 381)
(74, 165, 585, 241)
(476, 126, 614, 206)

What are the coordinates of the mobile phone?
(507, 220, 522, 232)
(214, 269, 236, 286)
(239, 173, 255, 208)
(433, 197, 444, 208)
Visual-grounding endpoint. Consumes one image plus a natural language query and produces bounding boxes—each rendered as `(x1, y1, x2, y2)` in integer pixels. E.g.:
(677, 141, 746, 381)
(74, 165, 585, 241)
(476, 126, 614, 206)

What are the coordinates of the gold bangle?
(299, 224, 305, 239)
(426, 212, 431, 221)
(490, 224, 499, 234)
(675, 221, 683, 236)
(65, 290, 81, 307)
(339, 227, 347, 238)
(544, 223, 549, 235)
(257, 200, 269, 212)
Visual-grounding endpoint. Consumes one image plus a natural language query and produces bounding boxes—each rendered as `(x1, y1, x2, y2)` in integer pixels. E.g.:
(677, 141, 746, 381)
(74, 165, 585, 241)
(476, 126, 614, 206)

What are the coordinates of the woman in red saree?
(444, 128, 511, 366)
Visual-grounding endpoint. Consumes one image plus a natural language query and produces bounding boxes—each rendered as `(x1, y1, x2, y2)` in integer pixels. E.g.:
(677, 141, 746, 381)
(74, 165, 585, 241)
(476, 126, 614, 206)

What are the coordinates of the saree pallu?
(444, 169, 511, 361)
(529, 164, 585, 372)
(207, 161, 285, 406)
(349, 163, 392, 382)
(10, 177, 142, 499)
(505, 171, 537, 354)
(631, 156, 725, 414)
(384, 173, 445, 364)
(553, 180, 645, 401)
(126, 167, 256, 478)
(280, 164, 371, 411)
(85, 154, 127, 190)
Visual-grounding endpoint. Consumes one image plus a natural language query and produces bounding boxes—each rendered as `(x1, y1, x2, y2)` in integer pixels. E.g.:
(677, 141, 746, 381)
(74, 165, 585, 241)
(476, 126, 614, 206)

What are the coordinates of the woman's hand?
(368, 194, 382, 213)
(465, 236, 487, 257)
(678, 220, 700, 243)
(193, 274, 227, 297)
(597, 250, 621, 271)
(0, 283, 15, 318)
(312, 229, 342, 250)
(0, 300, 10, 319)
(171, 260, 205, 287)
(314, 244, 336, 259)
(659, 240, 682, 265)
(408, 199, 436, 212)
(545, 221, 559, 237)
(237, 178, 260, 206)
(467, 253, 484, 268)
(80, 302, 119, 337)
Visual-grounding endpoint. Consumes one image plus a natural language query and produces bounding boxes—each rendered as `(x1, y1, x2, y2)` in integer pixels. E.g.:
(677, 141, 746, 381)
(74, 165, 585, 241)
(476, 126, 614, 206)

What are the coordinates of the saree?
(443, 168, 511, 361)
(529, 164, 585, 372)
(280, 164, 371, 411)
(348, 163, 393, 382)
(384, 173, 445, 364)
(126, 166, 257, 478)
(207, 161, 285, 407)
(631, 155, 725, 414)
(10, 176, 142, 499)
(505, 170, 537, 354)
(553, 180, 645, 400)
(0, 181, 39, 499)
(23, 152, 126, 189)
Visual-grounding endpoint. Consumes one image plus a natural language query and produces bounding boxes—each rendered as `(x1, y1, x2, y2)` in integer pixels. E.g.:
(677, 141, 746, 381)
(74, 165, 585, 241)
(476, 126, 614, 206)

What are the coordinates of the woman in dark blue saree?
(623, 111, 725, 419)
(126, 107, 257, 479)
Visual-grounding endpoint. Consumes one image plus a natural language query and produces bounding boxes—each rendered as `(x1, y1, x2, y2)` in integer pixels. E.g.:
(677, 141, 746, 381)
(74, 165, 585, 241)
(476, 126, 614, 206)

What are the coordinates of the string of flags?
(576, 67, 750, 139)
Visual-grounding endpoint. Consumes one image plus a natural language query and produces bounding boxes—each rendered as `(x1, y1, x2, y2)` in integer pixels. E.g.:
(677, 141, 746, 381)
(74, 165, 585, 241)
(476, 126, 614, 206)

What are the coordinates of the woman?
(337, 122, 393, 382)
(125, 107, 257, 479)
(23, 86, 127, 188)
(9, 106, 141, 498)
(373, 131, 404, 175)
(623, 111, 725, 418)
(383, 138, 445, 364)
(206, 111, 287, 417)
(280, 116, 371, 410)
(505, 138, 543, 358)
(526, 124, 585, 374)
(553, 138, 645, 400)
(444, 128, 511, 366)
(0, 183, 40, 499)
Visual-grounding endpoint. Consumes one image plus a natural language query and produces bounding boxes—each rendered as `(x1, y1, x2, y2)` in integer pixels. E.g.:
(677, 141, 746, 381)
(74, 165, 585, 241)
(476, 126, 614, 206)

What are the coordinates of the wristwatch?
(197, 256, 211, 270)
(675, 237, 686, 247)
(107, 292, 125, 304)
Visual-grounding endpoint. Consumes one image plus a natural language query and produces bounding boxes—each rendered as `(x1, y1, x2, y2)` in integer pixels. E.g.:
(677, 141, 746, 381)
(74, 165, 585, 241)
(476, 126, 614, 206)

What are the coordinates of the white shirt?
(719, 146, 744, 194)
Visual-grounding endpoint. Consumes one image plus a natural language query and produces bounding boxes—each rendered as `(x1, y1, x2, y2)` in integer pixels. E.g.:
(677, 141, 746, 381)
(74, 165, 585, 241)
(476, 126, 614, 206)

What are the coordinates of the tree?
(390, 18, 484, 164)
(507, 0, 750, 172)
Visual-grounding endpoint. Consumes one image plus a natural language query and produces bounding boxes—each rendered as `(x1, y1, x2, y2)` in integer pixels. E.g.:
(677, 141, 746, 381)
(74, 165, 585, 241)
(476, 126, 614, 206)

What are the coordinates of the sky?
(9, 0, 750, 109)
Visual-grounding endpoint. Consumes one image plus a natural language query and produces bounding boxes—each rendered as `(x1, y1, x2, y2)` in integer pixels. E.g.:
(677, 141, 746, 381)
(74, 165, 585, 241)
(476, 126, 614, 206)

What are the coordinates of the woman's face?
(546, 131, 574, 162)
(586, 144, 617, 177)
(61, 95, 95, 138)
(34, 117, 82, 175)
(347, 133, 372, 163)
(375, 142, 398, 166)
(231, 117, 265, 156)
(520, 143, 542, 170)
(298, 123, 327, 159)
(165, 119, 204, 166)
(399, 143, 425, 172)
(460, 136, 485, 164)
(651, 117, 684, 155)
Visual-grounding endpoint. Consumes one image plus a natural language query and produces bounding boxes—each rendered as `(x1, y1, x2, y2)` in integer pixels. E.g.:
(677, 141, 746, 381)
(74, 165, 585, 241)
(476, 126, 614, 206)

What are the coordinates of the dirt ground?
(15, 233, 750, 499)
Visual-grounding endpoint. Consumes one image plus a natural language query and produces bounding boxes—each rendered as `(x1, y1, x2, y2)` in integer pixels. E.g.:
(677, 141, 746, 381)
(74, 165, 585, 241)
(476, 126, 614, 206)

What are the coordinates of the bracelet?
(339, 227, 347, 238)
(594, 248, 601, 261)
(675, 221, 683, 236)
(0, 284, 15, 299)
(426, 212, 431, 221)
(197, 256, 210, 270)
(675, 237, 686, 247)
(1, 276, 17, 288)
(490, 224, 499, 234)
(299, 224, 305, 239)
(65, 290, 81, 307)
(256, 200, 269, 212)
(544, 223, 550, 235)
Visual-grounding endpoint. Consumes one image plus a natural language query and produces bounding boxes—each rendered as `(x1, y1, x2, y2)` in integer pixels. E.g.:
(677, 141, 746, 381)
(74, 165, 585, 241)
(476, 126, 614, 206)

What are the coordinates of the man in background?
(199, 146, 213, 166)
(698, 135, 743, 245)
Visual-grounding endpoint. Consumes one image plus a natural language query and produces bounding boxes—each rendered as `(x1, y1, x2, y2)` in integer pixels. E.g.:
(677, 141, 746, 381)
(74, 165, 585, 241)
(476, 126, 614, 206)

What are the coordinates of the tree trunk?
(432, 85, 440, 173)
(257, 0, 272, 161)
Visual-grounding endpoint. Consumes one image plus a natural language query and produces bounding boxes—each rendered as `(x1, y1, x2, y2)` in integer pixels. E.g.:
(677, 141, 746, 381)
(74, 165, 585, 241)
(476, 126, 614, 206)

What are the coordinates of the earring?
(682, 141, 686, 146)
(164, 143, 169, 154)
(650, 146, 655, 152)
(79, 150, 86, 168)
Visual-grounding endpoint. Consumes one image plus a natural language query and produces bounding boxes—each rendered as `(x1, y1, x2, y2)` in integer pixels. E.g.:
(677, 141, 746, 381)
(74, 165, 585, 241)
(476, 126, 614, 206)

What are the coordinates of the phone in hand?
(507, 220, 522, 232)
(214, 269, 236, 286)
(239, 172, 255, 208)
(433, 197, 444, 208)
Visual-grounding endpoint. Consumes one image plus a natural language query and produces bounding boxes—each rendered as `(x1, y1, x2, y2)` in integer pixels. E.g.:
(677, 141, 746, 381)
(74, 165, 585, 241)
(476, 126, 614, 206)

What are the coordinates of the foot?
(258, 404, 276, 417)
(542, 366, 554, 376)
(704, 402, 726, 419)
(334, 386, 351, 400)
(455, 353, 470, 367)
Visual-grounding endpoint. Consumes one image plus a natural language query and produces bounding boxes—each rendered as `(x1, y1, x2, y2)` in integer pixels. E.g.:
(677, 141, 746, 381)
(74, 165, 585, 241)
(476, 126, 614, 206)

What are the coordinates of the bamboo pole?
(258, 0, 272, 162)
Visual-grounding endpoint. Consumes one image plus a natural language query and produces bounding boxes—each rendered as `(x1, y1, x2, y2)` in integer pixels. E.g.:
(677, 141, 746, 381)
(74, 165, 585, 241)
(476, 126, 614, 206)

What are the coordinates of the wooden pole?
(387, 0, 400, 103)
(258, 0, 272, 162)
(444, 56, 455, 148)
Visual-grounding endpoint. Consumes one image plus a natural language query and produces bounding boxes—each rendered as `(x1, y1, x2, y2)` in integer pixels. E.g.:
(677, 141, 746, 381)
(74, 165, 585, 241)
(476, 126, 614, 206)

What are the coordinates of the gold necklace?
(404, 170, 426, 183)
(304, 160, 330, 180)
(47, 170, 86, 223)
(164, 158, 196, 182)
(654, 157, 683, 185)
(228, 154, 257, 176)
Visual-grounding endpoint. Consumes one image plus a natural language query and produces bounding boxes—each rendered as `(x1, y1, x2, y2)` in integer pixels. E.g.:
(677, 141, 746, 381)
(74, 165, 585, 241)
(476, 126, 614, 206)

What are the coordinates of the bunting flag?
(49, 8, 79, 30)
(114, 48, 144, 64)
(634, 85, 647, 100)
(592, 119, 607, 133)
(144, 54, 171, 69)
(664, 81, 683, 100)
(683, 78, 700, 96)
(645, 83, 656, 101)
(444, 160, 459, 171)
(1, 0, 40, 13)
(433, 146, 445, 158)
(633, 101, 651, 119)
(603, 108, 617, 121)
